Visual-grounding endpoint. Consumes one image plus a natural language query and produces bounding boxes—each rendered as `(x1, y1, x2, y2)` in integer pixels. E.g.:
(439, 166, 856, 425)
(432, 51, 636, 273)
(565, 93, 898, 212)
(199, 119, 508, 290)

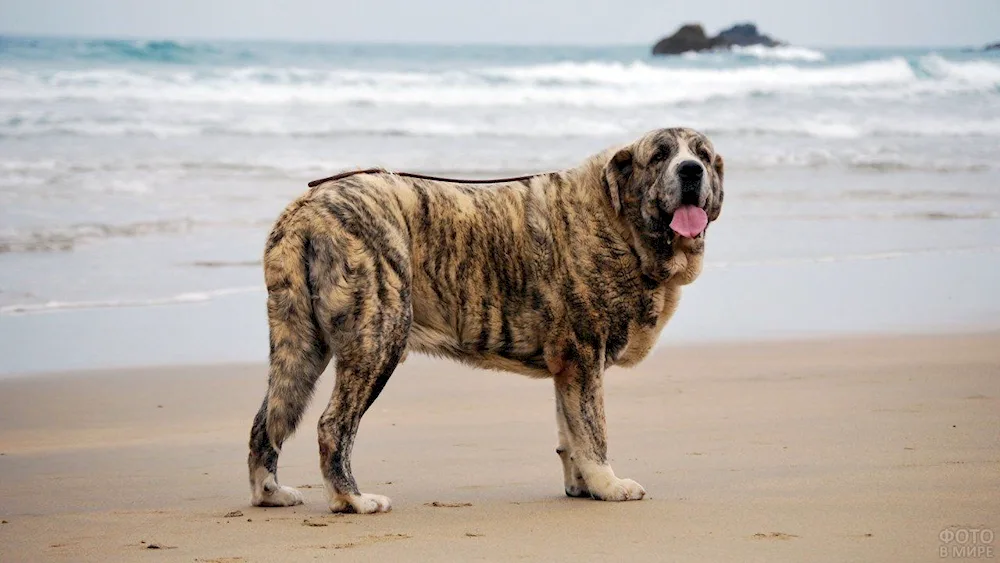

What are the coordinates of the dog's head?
(602, 127, 724, 244)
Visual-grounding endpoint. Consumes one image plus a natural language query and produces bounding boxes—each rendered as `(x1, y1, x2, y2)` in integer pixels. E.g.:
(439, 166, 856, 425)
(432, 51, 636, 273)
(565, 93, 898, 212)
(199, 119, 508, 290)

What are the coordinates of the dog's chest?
(610, 244, 701, 367)
(609, 284, 680, 367)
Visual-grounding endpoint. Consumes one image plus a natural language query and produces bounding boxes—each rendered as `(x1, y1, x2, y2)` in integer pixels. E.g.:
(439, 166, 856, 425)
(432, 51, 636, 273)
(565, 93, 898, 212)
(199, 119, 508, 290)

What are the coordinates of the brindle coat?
(248, 127, 724, 513)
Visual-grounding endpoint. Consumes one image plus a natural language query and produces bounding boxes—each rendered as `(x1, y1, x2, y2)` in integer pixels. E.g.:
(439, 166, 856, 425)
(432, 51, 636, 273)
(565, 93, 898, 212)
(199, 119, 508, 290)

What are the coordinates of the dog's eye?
(649, 150, 669, 164)
(696, 147, 712, 162)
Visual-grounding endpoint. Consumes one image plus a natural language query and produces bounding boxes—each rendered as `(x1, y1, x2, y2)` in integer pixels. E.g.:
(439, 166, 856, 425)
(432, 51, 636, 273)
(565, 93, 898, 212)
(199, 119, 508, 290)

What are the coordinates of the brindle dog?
(248, 127, 724, 513)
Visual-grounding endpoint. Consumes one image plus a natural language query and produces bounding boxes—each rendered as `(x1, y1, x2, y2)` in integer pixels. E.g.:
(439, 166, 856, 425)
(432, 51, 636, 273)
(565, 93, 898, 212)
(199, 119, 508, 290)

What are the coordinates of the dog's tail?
(261, 210, 333, 451)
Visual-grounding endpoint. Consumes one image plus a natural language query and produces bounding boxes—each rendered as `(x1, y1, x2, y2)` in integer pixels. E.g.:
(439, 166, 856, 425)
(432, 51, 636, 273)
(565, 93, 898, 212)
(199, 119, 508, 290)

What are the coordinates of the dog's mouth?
(667, 205, 708, 238)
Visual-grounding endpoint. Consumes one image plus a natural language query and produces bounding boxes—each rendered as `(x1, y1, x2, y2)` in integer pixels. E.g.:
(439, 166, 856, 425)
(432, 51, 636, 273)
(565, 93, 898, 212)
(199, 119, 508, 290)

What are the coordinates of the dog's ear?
(710, 153, 725, 222)
(713, 153, 724, 181)
(602, 148, 632, 214)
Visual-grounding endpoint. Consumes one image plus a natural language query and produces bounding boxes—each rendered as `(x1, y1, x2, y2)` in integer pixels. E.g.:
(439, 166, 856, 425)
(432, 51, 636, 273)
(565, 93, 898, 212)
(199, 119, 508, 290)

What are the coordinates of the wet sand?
(0, 333, 998, 562)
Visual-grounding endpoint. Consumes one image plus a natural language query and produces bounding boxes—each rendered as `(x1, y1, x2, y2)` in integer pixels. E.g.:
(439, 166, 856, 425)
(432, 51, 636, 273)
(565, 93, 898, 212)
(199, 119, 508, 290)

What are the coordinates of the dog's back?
(265, 161, 638, 371)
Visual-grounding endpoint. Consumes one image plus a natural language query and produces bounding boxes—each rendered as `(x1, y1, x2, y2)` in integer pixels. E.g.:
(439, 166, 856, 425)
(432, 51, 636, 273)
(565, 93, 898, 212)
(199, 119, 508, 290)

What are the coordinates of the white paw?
(252, 485, 304, 507)
(588, 477, 646, 502)
(565, 484, 591, 498)
(329, 493, 392, 514)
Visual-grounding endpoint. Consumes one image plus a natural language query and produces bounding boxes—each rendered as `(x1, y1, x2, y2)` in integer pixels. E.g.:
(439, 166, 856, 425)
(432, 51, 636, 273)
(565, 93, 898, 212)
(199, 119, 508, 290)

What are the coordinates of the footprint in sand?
(303, 533, 412, 551)
(752, 532, 798, 540)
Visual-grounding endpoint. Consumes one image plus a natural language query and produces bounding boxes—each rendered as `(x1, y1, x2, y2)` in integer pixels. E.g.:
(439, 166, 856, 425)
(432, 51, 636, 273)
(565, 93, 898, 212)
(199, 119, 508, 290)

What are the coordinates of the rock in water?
(651, 24, 717, 55)
(715, 23, 782, 47)
(652, 21, 784, 56)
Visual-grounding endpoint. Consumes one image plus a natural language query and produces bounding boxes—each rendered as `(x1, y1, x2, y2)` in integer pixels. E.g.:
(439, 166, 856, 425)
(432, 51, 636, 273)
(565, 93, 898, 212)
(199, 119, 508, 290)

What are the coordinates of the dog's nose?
(677, 160, 703, 183)
(677, 160, 704, 205)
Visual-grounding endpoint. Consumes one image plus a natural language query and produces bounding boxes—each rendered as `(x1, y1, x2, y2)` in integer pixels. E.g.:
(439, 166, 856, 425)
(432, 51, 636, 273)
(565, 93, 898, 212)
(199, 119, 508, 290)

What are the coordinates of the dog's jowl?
(247, 127, 724, 513)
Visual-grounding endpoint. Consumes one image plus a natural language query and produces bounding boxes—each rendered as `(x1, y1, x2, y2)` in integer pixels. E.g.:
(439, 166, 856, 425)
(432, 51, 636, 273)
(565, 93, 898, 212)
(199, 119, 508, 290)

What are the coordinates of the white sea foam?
(730, 45, 827, 62)
(5, 106, 1000, 141)
(2, 56, 997, 108)
(0, 218, 271, 253)
(920, 54, 1000, 83)
(204, 115, 629, 139)
(702, 115, 1000, 139)
(742, 150, 993, 173)
(0, 286, 264, 316)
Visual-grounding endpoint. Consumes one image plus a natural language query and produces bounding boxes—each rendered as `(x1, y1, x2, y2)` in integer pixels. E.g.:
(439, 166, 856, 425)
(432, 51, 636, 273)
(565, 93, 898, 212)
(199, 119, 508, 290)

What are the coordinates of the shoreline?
(1, 332, 997, 562)
(2, 328, 998, 382)
(4, 237, 1000, 376)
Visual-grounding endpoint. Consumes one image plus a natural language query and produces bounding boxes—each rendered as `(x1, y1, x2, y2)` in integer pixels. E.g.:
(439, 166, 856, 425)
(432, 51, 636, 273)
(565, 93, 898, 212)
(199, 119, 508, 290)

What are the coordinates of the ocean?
(1, 36, 999, 373)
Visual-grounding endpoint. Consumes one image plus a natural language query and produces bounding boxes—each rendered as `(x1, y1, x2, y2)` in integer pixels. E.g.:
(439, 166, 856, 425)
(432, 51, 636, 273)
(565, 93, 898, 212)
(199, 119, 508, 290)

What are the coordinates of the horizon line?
(0, 31, 986, 51)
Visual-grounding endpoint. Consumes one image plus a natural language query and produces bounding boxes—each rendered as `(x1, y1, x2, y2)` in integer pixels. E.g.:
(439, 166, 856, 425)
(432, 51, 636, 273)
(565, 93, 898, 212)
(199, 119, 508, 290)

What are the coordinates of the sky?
(0, 0, 998, 46)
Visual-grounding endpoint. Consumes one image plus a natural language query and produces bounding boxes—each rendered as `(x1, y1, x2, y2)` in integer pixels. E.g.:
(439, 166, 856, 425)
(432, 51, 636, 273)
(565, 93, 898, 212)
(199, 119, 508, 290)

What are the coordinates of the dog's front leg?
(555, 399, 589, 497)
(553, 359, 646, 501)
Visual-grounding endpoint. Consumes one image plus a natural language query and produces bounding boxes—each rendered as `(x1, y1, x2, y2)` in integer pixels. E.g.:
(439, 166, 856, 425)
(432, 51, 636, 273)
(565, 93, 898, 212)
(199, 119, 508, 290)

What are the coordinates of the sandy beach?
(1, 333, 997, 562)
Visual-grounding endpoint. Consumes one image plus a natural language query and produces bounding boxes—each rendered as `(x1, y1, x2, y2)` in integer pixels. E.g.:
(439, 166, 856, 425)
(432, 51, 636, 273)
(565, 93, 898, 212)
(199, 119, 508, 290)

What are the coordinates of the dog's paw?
(587, 476, 646, 502)
(564, 467, 590, 498)
(252, 485, 304, 507)
(329, 493, 392, 514)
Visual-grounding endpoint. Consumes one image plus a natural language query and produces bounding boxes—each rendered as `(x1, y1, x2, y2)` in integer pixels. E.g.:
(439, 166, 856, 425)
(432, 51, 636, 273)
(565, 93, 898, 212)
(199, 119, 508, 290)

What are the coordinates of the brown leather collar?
(308, 168, 548, 188)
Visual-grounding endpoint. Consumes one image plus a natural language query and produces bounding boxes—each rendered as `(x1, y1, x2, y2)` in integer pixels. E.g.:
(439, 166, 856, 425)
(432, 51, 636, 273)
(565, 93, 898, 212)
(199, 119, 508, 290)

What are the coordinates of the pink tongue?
(669, 205, 708, 238)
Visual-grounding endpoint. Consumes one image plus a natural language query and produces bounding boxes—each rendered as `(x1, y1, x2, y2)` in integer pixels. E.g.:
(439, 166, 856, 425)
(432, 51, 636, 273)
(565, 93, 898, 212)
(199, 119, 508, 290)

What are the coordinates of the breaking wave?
(730, 45, 827, 62)
(1, 55, 997, 108)
(0, 218, 271, 254)
(0, 286, 264, 316)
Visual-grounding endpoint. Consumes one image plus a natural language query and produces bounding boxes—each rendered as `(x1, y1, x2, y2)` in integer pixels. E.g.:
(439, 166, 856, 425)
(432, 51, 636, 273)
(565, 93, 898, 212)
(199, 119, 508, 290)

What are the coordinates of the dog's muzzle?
(676, 160, 704, 206)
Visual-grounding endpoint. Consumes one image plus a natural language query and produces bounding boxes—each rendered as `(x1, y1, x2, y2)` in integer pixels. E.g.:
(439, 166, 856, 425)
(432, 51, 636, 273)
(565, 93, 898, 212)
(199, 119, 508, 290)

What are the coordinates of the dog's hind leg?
(318, 289, 411, 514)
(248, 226, 334, 507)
(554, 357, 646, 502)
(248, 315, 332, 507)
